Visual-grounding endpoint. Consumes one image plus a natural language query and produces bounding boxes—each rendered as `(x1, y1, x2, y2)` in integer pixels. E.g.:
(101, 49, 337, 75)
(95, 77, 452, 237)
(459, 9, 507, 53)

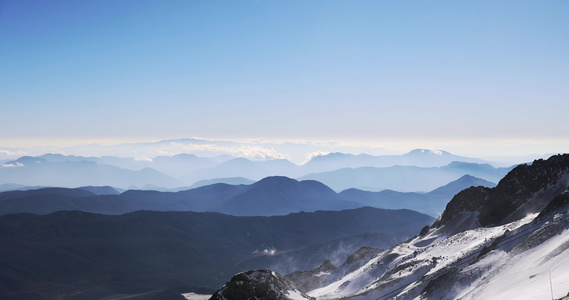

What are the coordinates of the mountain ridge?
(299, 162, 511, 192)
(339, 174, 496, 217)
(0, 174, 495, 217)
(1, 149, 508, 190)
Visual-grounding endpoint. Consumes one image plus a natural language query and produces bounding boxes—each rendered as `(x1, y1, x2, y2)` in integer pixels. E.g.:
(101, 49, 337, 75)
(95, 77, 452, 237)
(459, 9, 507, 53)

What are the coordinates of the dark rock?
(434, 154, 569, 228)
(210, 269, 312, 300)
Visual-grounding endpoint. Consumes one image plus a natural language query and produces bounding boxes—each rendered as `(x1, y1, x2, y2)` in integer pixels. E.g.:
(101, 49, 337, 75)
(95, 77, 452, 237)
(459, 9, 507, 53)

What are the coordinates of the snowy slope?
(299, 154, 569, 299)
(457, 214, 569, 299)
(307, 214, 538, 299)
(304, 206, 569, 300)
(214, 154, 569, 300)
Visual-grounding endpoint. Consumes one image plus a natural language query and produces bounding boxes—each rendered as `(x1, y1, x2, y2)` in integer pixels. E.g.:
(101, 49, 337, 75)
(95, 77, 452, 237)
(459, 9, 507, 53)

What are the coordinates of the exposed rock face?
(209, 269, 313, 300)
(434, 154, 569, 228)
(479, 154, 569, 225)
(285, 247, 382, 294)
(537, 191, 569, 220)
(285, 260, 337, 293)
(433, 186, 491, 228)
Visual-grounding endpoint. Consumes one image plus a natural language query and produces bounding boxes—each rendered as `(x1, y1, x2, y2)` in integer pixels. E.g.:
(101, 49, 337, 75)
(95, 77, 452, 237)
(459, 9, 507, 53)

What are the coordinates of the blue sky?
(1, 1, 568, 157)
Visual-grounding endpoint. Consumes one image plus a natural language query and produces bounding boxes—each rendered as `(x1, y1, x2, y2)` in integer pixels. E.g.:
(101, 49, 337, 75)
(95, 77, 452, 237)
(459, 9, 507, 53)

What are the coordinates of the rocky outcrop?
(432, 186, 491, 228)
(434, 154, 569, 228)
(285, 247, 382, 294)
(285, 260, 337, 293)
(209, 269, 313, 300)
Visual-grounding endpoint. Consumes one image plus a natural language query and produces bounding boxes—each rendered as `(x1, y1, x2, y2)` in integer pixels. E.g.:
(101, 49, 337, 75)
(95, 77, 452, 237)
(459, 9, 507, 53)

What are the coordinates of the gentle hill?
(189, 177, 254, 189)
(182, 158, 301, 183)
(220, 176, 360, 216)
(0, 183, 46, 193)
(78, 186, 122, 195)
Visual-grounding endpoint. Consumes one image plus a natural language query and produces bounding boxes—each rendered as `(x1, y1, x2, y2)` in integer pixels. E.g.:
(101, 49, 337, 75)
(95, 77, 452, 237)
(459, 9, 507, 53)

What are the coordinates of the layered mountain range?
(1, 149, 560, 300)
(0, 149, 512, 191)
(0, 174, 494, 217)
(214, 154, 569, 299)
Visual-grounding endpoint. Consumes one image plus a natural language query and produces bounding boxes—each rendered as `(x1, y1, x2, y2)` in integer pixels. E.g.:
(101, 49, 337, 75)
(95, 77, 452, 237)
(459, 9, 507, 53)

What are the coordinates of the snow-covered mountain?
(212, 154, 569, 299)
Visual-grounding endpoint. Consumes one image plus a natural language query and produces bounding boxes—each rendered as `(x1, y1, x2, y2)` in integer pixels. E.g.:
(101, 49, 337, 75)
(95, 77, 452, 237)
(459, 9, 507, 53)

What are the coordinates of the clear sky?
(1, 1, 568, 157)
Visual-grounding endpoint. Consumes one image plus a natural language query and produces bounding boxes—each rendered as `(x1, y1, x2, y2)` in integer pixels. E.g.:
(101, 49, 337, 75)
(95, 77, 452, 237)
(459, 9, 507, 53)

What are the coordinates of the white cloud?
(233, 146, 287, 161)
(302, 151, 331, 165)
(0, 149, 27, 157)
(154, 142, 287, 161)
(134, 157, 153, 162)
(1, 162, 23, 168)
(253, 247, 277, 256)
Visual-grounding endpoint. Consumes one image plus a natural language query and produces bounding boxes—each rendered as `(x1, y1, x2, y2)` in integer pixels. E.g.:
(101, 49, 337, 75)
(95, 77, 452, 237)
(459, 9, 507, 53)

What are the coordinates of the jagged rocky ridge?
(434, 153, 569, 229)
(214, 154, 569, 299)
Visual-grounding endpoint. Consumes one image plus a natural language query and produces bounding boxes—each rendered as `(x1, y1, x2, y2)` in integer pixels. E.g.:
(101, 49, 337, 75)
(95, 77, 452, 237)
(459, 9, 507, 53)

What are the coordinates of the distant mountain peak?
(308, 152, 351, 161)
(253, 175, 297, 185)
(406, 149, 448, 156)
(10, 156, 46, 165)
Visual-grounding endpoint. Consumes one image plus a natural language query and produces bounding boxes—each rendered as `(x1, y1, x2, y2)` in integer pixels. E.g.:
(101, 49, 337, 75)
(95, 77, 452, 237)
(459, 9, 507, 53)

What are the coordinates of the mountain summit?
(220, 176, 359, 216)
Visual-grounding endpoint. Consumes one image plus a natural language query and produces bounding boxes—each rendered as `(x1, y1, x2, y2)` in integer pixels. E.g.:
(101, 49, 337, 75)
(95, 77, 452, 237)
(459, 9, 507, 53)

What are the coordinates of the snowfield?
(457, 215, 569, 299)
(182, 293, 211, 300)
(307, 209, 569, 300)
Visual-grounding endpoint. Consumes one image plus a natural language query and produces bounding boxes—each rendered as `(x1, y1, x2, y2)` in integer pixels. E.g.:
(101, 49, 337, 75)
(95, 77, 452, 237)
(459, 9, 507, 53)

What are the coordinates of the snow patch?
(286, 289, 310, 300)
(182, 292, 210, 300)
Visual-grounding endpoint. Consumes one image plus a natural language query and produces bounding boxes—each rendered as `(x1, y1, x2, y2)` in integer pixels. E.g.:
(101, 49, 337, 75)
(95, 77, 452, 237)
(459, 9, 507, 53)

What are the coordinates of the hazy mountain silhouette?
(189, 177, 254, 189)
(3, 150, 506, 191)
(0, 175, 497, 217)
(0, 177, 357, 216)
(220, 176, 360, 216)
(302, 149, 489, 174)
(0, 183, 46, 193)
(182, 158, 302, 184)
(339, 175, 496, 216)
(0, 157, 181, 189)
(38, 153, 231, 179)
(78, 186, 122, 195)
(39, 153, 99, 163)
(299, 162, 512, 192)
